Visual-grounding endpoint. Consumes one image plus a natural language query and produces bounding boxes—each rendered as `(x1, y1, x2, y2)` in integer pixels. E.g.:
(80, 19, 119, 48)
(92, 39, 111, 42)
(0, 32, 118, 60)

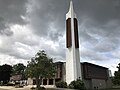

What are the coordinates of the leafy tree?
(25, 50, 55, 88)
(113, 63, 120, 85)
(12, 63, 26, 80)
(0, 64, 12, 84)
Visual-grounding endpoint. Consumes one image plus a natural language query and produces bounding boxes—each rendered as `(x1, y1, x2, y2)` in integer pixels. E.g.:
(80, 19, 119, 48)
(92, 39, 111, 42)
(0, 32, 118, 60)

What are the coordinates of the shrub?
(69, 79, 86, 90)
(55, 81, 67, 88)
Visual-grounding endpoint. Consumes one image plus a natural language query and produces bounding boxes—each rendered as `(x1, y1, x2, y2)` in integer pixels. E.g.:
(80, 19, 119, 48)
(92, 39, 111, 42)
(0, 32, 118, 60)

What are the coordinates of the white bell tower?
(66, 1, 82, 84)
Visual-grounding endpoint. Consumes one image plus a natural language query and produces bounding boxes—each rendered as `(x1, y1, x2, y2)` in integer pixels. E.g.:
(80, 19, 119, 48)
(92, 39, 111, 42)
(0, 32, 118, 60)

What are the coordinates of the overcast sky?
(0, 0, 120, 75)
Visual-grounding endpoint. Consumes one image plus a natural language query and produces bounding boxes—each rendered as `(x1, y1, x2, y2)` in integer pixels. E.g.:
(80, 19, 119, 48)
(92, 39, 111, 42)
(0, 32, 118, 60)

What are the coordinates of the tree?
(25, 50, 55, 88)
(12, 63, 26, 75)
(113, 63, 120, 85)
(12, 63, 26, 80)
(0, 64, 12, 84)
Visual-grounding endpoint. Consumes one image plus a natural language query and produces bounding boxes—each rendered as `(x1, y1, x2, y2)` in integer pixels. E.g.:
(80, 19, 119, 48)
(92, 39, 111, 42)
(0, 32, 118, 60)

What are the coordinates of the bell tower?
(66, 1, 82, 84)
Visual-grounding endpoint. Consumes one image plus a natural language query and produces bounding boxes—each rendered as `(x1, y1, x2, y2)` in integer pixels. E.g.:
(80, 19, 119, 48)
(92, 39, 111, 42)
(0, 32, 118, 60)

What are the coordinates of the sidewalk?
(0, 85, 32, 90)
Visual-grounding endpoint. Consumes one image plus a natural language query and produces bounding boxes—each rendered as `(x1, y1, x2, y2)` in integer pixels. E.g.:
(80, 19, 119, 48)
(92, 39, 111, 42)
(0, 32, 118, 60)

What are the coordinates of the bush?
(55, 81, 67, 88)
(69, 79, 86, 90)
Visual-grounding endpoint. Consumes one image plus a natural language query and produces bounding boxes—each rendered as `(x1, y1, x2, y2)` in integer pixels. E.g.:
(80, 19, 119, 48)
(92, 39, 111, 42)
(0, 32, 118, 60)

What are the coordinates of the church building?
(27, 1, 112, 89)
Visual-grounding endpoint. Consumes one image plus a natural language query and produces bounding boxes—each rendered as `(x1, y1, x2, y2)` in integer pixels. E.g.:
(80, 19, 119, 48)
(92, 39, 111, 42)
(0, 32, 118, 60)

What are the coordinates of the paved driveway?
(0, 86, 30, 90)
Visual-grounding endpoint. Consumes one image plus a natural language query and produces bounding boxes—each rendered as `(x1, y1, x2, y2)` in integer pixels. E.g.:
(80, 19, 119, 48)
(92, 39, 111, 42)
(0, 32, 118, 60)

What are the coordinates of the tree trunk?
(36, 77, 40, 88)
(36, 77, 42, 88)
(40, 78, 42, 86)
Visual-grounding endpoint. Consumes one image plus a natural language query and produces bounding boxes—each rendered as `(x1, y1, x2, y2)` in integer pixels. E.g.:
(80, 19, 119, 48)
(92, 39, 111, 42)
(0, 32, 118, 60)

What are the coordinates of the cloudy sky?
(0, 0, 120, 75)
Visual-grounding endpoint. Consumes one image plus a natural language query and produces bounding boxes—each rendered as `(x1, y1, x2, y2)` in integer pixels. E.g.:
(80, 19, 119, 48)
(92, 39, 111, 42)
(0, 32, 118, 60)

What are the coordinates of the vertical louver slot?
(74, 18, 79, 48)
(66, 18, 72, 48)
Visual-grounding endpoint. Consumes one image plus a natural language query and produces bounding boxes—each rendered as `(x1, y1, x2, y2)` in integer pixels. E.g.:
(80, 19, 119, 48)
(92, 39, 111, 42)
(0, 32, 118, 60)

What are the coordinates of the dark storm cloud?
(74, 0, 120, 61)
(27, 0, 71, 41)
(0, 0, 28, 35)
(0, 17, 13, 36)
(24, 0, 120, 60)
(0, 0, 120, 61)
(76, 0, 120, 23)
(27, 0, 120, 40)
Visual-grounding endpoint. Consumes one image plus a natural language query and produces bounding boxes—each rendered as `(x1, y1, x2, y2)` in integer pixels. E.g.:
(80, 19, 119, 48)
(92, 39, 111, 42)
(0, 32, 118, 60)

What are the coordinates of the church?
(27, 1, 112, 89)
(28, 61, 112, 89)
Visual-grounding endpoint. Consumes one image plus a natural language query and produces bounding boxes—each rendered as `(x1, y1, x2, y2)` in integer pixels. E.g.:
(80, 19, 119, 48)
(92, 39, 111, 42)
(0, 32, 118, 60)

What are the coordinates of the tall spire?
(69, 1, 74, 13)
(66, 0, 76, 19)
(66, 1, 82, 84)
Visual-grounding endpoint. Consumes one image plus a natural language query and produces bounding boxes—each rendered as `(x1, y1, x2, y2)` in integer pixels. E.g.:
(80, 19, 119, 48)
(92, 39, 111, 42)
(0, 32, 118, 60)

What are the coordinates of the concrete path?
(0, 86, 73, 90)
(0, 86, 31, 90)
